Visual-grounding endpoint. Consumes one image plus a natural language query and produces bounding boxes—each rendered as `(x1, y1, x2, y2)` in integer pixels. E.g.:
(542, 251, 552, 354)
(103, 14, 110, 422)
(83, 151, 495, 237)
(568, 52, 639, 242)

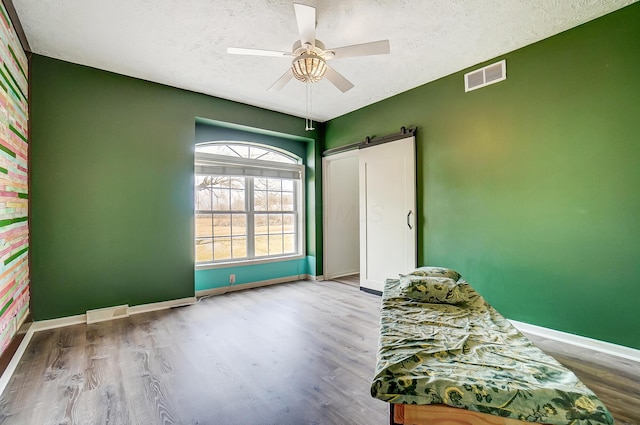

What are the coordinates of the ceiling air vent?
(464, 59, 506, 92)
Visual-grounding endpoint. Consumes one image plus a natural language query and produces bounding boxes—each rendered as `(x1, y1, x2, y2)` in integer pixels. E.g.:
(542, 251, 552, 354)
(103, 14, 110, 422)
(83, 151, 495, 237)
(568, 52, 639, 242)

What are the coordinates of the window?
(195, 142, 304, 265)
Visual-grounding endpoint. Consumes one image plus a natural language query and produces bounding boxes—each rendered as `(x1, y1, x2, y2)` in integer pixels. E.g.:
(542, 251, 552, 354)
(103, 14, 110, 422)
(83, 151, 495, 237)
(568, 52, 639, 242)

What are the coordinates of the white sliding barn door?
(359, 137, 416, 292)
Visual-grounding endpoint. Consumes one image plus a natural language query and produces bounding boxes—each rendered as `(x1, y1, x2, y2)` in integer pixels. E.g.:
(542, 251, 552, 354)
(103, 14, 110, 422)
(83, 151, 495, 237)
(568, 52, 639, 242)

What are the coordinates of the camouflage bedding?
(371, 269, 613, 425)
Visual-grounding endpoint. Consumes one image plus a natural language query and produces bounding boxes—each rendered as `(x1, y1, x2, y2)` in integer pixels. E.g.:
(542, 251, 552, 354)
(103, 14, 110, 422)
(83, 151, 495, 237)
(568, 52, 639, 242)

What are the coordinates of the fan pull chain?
(305, 81, 314, 131)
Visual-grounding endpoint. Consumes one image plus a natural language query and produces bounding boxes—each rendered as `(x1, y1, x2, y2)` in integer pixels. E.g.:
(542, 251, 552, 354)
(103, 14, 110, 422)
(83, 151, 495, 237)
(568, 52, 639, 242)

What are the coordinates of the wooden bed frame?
(390, 403, 545, 425)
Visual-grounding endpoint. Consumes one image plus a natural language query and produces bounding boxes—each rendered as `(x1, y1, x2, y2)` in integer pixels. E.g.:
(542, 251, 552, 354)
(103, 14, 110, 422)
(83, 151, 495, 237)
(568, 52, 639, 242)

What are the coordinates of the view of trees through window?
(195, 142, 301, 264)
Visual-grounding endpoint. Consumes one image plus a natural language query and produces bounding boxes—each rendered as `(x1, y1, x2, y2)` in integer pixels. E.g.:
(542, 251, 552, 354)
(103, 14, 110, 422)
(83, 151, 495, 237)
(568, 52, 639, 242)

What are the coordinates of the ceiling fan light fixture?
(291, 52, 327, 83)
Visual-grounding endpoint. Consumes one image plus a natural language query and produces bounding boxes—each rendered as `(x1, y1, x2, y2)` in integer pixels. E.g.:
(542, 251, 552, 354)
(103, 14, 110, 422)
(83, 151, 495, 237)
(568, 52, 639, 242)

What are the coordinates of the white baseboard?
(195, 275, 308, 297)
(0, 310, 37, 395)
(30, 296, 197, 332)
(128, 297, 197, 315)
(0, 323, 35, 396)
(31, 314, 87, 332)
(509, 319, 640, 363)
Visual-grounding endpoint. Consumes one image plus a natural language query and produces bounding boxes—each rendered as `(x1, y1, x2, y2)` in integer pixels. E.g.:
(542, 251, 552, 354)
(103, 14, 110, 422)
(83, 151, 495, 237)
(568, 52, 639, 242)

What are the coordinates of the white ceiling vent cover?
(86, 304, 130, 324)
(465, 60, 506, 92)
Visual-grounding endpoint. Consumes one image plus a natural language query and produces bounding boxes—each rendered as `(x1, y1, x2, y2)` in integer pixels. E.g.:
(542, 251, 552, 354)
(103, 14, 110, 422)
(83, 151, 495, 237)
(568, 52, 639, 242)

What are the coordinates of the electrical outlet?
(229, 274, 236, 284)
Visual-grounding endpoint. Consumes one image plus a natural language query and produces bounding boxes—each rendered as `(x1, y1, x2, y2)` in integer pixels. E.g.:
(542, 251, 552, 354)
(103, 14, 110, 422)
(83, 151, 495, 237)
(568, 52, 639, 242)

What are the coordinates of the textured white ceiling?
(13, 0, 637, 122)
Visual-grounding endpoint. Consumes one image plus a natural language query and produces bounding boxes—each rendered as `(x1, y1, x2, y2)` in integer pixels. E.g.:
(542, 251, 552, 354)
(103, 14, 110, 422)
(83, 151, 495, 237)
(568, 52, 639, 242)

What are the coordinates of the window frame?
(195, 145, 306, 269)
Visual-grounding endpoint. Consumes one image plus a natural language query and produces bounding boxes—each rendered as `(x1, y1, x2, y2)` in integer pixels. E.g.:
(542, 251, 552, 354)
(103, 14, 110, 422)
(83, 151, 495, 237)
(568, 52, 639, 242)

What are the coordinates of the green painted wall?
(194, 119, 309, 159)
(29, 55, 321, 320)
(325, 4, 640, 349)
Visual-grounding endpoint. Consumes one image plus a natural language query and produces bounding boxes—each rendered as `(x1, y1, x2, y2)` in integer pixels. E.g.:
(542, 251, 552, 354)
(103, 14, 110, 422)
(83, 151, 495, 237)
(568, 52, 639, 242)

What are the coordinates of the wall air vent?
(464, 59, 506, 92)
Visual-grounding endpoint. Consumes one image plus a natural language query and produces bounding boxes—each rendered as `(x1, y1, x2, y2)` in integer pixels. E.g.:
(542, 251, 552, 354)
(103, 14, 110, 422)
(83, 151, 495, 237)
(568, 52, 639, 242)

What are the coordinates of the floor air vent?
(86, 304, 130, 324)
(465, 59, 506, 92)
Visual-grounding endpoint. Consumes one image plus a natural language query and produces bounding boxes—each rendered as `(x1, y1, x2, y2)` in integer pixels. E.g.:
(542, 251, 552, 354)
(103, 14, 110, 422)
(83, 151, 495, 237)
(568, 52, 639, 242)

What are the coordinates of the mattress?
(371, 273, 613, 425)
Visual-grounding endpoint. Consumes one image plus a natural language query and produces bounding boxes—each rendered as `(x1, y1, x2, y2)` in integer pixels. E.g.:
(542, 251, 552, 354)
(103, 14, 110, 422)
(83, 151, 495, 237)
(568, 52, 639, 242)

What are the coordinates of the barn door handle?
(407, 210, 413, 230)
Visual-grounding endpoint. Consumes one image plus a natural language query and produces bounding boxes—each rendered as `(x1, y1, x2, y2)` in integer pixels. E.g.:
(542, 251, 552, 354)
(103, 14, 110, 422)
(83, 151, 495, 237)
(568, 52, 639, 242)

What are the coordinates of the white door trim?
(322, 149, 360, 281)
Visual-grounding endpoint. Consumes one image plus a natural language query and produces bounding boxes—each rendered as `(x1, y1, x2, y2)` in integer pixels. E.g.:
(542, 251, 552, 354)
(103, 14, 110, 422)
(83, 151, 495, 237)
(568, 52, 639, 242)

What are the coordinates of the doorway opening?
(323, 132, 417, 293)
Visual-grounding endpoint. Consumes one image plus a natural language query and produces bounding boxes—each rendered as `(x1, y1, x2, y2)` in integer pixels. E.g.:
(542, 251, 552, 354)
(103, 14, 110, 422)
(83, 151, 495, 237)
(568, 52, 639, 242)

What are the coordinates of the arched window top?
(196, 142, 299, 164)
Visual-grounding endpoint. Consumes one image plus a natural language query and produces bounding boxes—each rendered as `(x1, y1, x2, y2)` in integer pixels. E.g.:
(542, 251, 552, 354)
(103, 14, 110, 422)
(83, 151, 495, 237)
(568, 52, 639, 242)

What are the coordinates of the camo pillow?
(408, 267, 461, 282)
(399, 275, 468, 305)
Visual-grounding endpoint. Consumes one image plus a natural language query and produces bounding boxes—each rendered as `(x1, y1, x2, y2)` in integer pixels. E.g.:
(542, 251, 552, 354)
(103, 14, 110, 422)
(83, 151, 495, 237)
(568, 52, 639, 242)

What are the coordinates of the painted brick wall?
(0, 2, 28, 357)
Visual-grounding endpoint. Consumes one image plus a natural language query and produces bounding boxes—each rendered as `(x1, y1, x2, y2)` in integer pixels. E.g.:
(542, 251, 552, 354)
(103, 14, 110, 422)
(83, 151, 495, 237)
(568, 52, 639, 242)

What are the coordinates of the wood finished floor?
(522, 333, 640, 425)
(0, 280, 638, 425)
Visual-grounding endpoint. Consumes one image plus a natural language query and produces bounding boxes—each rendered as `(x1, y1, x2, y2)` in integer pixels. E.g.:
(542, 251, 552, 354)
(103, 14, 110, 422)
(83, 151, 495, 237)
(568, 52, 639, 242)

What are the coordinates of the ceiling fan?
(227, 3, 390, 93)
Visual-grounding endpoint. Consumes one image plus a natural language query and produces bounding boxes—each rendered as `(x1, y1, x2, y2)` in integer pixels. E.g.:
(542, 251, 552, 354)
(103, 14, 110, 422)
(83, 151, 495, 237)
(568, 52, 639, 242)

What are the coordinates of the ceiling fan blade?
(294, 3, 316, 47)
(227, 47, 292, 58)
(327, 40, 390, 59)
(268, 69, 294, 91)
(325, 66, 354, 93)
